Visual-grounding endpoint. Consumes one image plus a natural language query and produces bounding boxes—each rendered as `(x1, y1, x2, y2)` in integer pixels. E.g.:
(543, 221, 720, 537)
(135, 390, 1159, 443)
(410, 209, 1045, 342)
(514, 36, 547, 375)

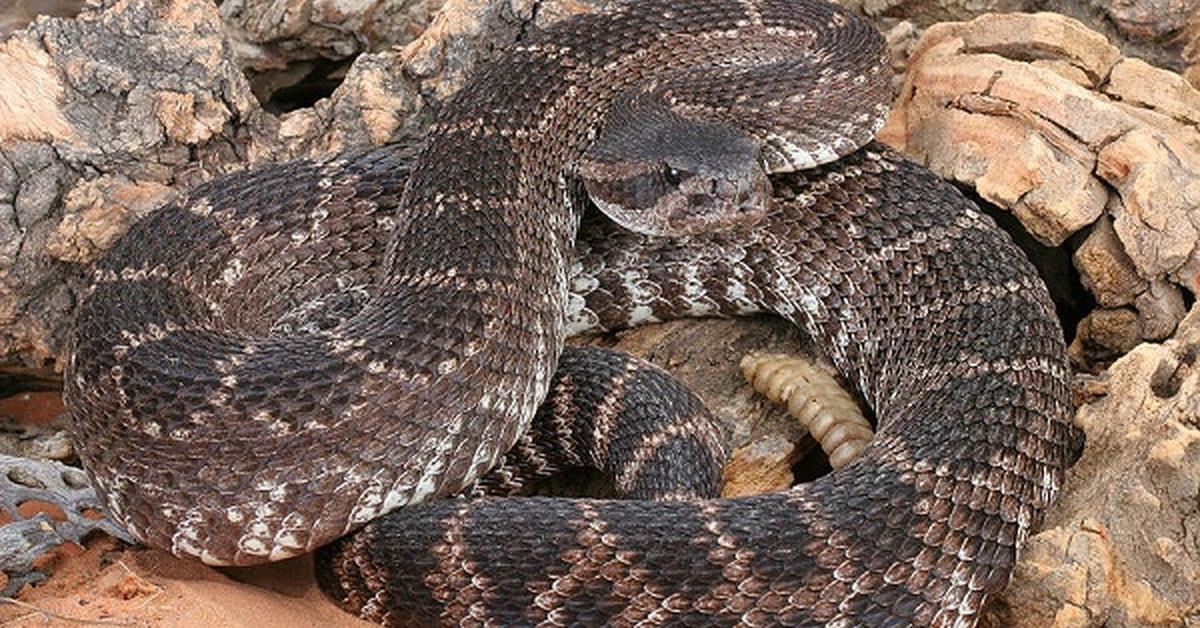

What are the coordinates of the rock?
(0, 0, 85, 37)
(989, 518, 1115, 628)
(0, 422, 74, 461)
(882, 20, 921, 83)
(880, 14, 1122, 245)
(0, 0, 265, 371)
(836, 0, 1034, 28)
(1136, 280, 1187, 341)
(1039, 0, 1200, 83)
(883, 11, 1200, 357)
(1097, 127, 1200, 279)
(1174, 249, 1200, 297)
(1105, 58, 1200, 137)
(46, 176, 177, 264)
(1068, 308, 1142, 373)
(1073, 216, 1145, 308)
(993, 304, 1200, 627)
(218, 0, 444, 105)
(720, 434, 798, 498)
(222, 0, 445, 67)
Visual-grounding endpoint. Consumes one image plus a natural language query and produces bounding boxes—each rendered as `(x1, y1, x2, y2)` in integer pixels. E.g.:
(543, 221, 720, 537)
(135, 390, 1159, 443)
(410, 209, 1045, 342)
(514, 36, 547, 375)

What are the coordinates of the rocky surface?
(0, 1, 1197, 626)
(0, 0, 266, 373)
(219, 0, 445, 107)
(1043, 0, 1200, 85)
(880, 11, 1200, 372)
(220, 0, 444, 68)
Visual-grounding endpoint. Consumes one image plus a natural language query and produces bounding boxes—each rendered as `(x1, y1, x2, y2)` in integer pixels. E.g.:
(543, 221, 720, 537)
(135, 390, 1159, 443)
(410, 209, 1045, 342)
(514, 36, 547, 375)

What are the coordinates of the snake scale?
(64, 0, 1083, 625)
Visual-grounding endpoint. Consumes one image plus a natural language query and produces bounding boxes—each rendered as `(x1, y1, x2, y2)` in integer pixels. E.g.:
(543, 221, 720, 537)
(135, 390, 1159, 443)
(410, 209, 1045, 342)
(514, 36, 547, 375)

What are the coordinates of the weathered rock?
(1136, 280, 1187, 341)
(218, 0, 445, 105)
(720, 434, 798, 498)
(837, 0, 1033, 27)
(1097, 127, 1200, 279)
(880, 14, 1122, 245)
(220, 0, 445, 66)
(1105, 57, 1200, 136)
(0, 419, 74, 461)
(0, 0, 267, 371)
(993, 304, 1200, 627)
(1048, 0, 1200, 80)
(882, 11, 1200, 360)
(1069, 307, 1141, 373)
(1073, 216, 1145, 308)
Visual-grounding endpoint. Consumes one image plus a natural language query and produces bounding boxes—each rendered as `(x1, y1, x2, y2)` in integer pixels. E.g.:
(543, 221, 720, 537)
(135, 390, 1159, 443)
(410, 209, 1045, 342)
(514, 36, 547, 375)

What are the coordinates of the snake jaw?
(670, 164, 772, 234)
(581, 128, 772, 237)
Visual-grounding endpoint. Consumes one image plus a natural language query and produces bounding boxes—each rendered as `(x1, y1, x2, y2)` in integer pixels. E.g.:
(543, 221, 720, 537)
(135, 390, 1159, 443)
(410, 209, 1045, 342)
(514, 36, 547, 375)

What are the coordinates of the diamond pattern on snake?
(64, 0, 1083, 625)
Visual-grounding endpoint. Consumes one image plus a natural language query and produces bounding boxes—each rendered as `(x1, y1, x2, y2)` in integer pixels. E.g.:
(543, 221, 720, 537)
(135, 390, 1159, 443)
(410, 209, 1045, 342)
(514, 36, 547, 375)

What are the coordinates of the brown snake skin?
(64, 0, 1082, 625)
(315, 144, 1083, 626)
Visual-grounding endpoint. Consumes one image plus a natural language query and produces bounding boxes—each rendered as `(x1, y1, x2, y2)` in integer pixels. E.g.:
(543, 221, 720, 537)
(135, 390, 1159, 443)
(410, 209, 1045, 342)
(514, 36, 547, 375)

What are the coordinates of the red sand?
(0, 391, 374, 628)
(1, 537, 375, 627)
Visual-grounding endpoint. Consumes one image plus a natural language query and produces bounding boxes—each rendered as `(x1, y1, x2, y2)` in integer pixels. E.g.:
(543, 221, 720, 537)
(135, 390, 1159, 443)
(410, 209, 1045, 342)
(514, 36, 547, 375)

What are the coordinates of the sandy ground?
(1, 390, 375, 628)
(1, 537, 375, 627)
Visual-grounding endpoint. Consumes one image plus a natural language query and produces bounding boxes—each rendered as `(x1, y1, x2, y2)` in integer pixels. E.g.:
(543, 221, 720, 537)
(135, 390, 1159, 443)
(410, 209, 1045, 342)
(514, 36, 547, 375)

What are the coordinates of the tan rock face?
(1073, 217, 1145, 308)
(0, 38, 75, 143)
(0, 0, 265, 369)
(882, 11, 1200, 370)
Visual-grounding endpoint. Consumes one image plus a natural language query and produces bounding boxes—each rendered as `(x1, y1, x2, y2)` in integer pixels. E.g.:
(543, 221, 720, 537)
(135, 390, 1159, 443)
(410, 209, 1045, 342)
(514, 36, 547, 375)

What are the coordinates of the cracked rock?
(1073, 216, 1145, 308)
(0, 0, 266, 371)
(1136, 280, 1187, 341)
(218, 0, 445, 105)
(881, 11, 1200, 365)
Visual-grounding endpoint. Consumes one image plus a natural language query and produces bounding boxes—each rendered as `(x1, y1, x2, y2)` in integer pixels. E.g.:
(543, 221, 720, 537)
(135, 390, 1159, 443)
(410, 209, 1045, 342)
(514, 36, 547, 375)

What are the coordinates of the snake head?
(578, 95, 771, 238)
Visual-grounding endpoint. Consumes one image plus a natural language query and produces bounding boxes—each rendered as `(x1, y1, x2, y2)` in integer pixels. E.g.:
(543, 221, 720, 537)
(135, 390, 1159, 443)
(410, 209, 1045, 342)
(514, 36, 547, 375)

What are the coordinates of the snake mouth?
(669, 173, 772, 234)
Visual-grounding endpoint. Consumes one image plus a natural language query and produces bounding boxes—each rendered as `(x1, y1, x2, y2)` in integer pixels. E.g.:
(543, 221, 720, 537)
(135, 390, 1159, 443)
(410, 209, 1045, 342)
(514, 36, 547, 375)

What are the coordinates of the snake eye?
(663, 165, 684, 187)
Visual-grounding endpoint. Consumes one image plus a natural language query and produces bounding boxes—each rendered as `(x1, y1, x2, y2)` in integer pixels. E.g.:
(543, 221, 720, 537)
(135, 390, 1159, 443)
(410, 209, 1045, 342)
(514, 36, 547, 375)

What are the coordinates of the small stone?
(720, 435, 797, 498)
(1171, 249, 1200, 299)
(1135, 280, 1186, 341)
(1073, 216, 1146, 308)
(1068, 308, 1142, 373)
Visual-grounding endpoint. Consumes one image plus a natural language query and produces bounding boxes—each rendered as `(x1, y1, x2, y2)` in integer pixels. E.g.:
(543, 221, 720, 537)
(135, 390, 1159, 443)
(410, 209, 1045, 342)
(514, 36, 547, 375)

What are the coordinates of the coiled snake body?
(65, 0, 1082, 625)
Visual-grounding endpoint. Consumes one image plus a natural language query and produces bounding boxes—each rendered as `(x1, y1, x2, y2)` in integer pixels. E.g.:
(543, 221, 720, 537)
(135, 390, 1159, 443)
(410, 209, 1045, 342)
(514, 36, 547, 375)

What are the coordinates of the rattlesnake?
(65, 0, 1082, 625)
